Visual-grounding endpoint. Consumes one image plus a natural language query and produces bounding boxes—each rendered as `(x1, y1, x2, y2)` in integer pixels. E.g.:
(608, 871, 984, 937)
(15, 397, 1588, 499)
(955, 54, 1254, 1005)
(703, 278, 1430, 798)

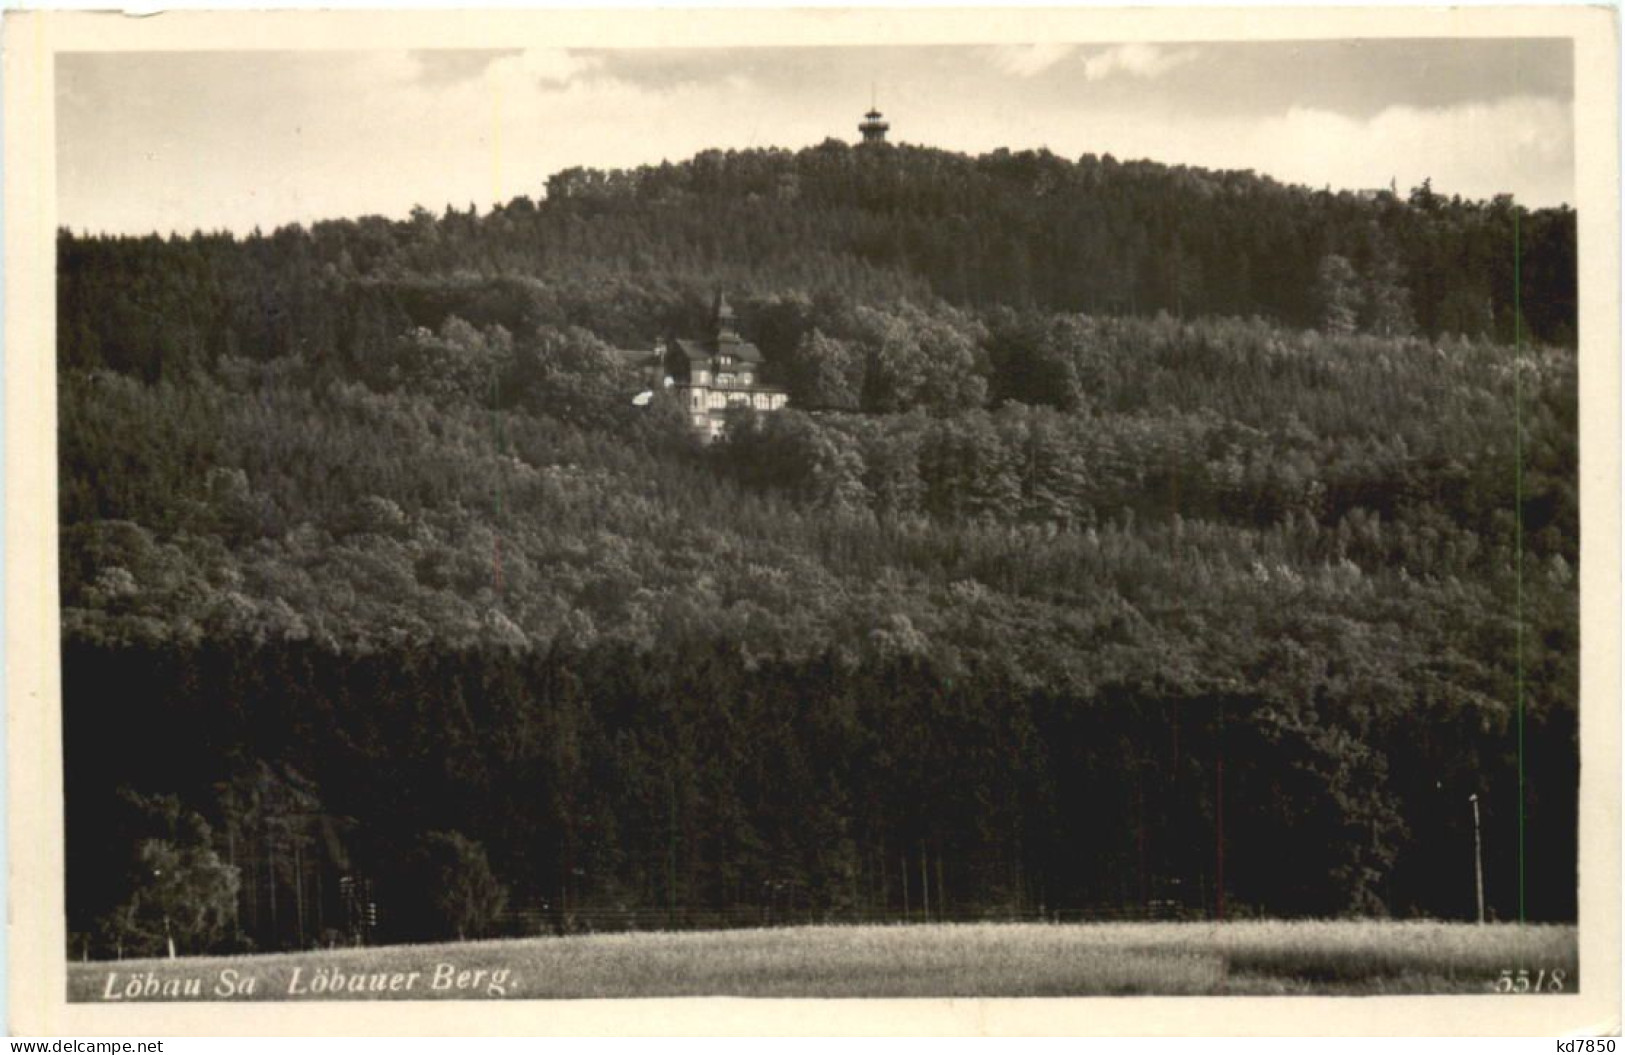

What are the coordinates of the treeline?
(66, 627, 1575, 956)
(723, 313, 1575, 541)
(61, 140, 1575, 385)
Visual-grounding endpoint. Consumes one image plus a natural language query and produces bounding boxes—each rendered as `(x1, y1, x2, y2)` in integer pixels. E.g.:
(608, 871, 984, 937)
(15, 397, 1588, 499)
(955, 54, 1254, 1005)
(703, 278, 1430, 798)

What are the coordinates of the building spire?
(713, 288, 739, 341)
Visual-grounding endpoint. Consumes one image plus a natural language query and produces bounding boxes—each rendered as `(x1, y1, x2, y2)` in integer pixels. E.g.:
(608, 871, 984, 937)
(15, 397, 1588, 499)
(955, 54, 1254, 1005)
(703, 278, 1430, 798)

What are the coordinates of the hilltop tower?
(858, 92, 890, 145)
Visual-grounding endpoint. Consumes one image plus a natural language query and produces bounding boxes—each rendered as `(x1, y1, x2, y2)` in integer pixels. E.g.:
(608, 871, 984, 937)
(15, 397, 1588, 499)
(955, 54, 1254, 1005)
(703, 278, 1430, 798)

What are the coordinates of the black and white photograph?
(4, 5, 1619, 1037)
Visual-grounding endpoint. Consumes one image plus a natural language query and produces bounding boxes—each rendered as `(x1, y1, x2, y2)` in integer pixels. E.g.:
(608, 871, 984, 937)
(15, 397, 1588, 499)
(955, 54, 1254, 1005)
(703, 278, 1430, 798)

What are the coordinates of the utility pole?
(491, 368, 505, 595)
(1215, 753, 1225, 922)
(1470, 793, 1486, 923)
(920, 844, 930, 923)
(667, 773, 678, 929)
(1215, 703, 1226, 923)
(293, 839, 305, 947)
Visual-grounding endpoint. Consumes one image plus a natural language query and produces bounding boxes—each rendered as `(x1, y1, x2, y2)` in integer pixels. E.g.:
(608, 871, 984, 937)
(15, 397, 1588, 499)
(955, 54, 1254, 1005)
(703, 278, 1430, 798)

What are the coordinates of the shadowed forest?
(58, 140, 1577, 958)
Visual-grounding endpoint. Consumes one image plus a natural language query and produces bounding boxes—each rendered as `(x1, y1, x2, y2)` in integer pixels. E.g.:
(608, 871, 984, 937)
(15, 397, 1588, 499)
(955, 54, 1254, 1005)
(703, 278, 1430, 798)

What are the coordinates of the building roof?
(609, 347, 663, 370)
(671, 337, 765, 364)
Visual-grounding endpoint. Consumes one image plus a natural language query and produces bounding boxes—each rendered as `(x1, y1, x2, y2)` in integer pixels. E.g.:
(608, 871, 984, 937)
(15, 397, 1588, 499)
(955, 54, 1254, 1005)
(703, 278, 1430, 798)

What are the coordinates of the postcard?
(5, 5, 1619, 1037)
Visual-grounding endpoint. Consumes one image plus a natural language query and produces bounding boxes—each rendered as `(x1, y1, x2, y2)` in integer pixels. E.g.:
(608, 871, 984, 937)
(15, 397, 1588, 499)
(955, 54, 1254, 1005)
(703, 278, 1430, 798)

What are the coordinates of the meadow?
(68, 921, 1579, 1000)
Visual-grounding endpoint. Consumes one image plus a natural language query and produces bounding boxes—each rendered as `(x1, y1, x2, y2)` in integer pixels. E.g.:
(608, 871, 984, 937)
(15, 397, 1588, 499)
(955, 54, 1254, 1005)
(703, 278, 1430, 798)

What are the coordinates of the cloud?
(1080, 94, 1573, 207)
(56, 46, 1577, 236)
(1081, 44, 1198, 82)
(409, 50, 521, 87)
(482, 49, 606, 90)
(988, 44, 1078, 79)
(1265, 97, 1574, 204)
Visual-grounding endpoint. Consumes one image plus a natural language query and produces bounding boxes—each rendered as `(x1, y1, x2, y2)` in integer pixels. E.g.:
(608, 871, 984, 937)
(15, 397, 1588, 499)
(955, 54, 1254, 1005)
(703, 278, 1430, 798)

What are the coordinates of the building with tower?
(665, 293, 789, 440)
(615, 293, 789, 442)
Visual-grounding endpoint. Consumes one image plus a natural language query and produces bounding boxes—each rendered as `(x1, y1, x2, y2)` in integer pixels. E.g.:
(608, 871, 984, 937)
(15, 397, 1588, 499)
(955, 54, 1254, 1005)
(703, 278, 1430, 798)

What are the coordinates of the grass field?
(68, 921, 1579, 1000)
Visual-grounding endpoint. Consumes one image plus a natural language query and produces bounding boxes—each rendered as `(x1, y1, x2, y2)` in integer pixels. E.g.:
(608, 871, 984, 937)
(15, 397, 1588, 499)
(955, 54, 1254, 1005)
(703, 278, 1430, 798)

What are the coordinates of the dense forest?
(59, 139, 1578, 958)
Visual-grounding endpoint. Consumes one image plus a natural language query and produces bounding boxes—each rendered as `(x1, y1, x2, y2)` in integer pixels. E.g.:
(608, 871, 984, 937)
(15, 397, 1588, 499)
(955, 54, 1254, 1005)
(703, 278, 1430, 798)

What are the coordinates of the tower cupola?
(713, 290, 740, 342)
(859, 106, 889, 145)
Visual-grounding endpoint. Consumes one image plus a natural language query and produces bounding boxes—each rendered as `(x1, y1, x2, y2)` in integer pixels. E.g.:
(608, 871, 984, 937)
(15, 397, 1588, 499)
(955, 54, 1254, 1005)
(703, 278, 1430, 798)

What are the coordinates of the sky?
(57, 39, 1575, 236)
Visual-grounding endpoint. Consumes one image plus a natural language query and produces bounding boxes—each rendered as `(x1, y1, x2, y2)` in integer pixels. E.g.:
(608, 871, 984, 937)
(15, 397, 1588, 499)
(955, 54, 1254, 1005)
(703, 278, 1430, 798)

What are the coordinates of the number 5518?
(1497, 968, 1566, 993)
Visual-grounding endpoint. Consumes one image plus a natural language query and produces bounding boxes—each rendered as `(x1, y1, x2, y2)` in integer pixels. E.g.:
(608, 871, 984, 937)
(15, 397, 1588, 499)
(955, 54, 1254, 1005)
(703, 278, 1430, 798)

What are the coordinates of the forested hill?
(61, 140, 1576, 379)
(60, 140, 1577, 959)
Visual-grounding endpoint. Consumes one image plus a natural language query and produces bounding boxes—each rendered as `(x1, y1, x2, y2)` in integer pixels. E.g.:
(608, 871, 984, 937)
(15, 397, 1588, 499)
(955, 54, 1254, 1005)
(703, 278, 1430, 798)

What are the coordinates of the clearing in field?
(69, 921, 1579, 1000)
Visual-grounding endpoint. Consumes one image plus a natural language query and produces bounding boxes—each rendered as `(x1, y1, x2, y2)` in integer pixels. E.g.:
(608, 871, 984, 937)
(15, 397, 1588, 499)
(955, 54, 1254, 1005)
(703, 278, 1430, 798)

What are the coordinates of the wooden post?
(1215, 753, 1225, 922)
(244, 841, 257, 935)
(1215, 703, 1227, 924)
(920, 845, 930, 922)
(666, 774, 678, 929)
(1470, 794, 1486, 924)
(266, 837, 278, 942)
(293, 839, 305, 946)
(880, 844, 889, 918)
(560, 834, 570, 934)
(226, 827, 240, 935)
(1136, 778, 1149, 911)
